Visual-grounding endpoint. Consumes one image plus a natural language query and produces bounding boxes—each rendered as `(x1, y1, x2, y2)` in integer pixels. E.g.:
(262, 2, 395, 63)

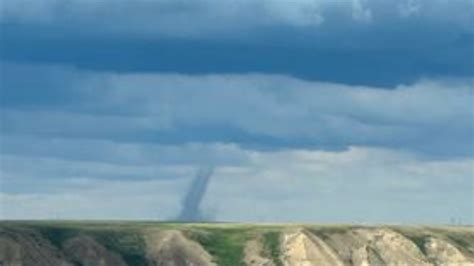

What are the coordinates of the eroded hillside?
(0, 222, 473, 266)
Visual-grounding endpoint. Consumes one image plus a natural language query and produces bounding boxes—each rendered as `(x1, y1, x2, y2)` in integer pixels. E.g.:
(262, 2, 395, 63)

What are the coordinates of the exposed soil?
(244, 236, 275, 266)
(144, 229, 216, 266)
(280, 229, 344, 266)
(424, 237, 474, 265)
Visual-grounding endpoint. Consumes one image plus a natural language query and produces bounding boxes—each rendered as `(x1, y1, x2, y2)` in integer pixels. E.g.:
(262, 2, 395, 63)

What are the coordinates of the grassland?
(1, 221, 473, 266)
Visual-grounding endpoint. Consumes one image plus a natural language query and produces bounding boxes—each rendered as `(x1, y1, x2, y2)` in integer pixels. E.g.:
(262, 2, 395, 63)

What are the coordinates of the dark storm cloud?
(1, 64, 472, 158)
(1, 0, 473, 86)
(0, 0, 473, 223)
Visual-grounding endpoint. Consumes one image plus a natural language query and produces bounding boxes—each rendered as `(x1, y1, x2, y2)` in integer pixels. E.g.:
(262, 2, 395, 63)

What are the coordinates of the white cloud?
(0, 178, 185, 220)
(351, 0, 372, 23)
(398, 0, 421, 17)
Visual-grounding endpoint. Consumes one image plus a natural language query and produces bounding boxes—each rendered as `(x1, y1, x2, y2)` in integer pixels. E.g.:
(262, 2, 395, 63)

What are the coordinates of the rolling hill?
(1, 221, 473, 265)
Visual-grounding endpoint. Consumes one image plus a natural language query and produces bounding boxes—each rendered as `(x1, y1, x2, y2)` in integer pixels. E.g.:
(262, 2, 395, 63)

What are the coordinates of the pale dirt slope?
(244, 237, 275, 266)
(286, 227, 474, 266)
(281, 229, 344, 266)
(144, 229, 216, 266)
(425, 237, 474, 266)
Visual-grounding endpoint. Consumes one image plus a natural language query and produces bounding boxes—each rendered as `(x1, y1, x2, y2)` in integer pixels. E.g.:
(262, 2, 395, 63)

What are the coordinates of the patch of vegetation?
(190, 228, 248, 266)
(23, 223, 149, 266)
(367, 246, 385, 264)
(405, 234, 429, 255)
(392, 228, 433, 256)
(445, 233, 474, 255)
(35, 226, 80, 248)
(307, 226, 353, 240)
(262, 231, 283, 266)
(88, 229, 149, 266)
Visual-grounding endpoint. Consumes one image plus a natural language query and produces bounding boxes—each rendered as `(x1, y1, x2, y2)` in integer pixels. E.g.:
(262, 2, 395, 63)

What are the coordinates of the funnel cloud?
(177, 167, 214, 222)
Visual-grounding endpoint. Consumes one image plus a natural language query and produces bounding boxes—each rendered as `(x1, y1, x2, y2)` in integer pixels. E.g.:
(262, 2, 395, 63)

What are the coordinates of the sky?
(0, 0, 473, 224)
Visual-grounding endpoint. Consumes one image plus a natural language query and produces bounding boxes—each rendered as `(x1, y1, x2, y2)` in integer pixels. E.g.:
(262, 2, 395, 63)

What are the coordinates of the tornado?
(177, 167, 214, 222)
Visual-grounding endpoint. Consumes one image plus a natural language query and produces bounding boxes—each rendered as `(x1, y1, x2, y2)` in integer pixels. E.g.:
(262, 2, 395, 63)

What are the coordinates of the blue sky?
(0, 0, 473, 223)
